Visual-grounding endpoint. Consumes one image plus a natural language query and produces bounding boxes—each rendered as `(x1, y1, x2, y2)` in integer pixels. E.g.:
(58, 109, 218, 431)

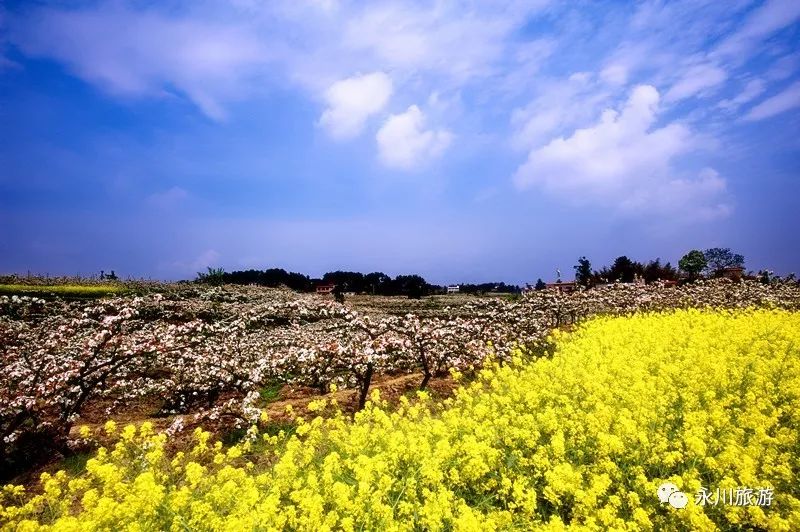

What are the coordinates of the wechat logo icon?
(658, 482, 689, 509)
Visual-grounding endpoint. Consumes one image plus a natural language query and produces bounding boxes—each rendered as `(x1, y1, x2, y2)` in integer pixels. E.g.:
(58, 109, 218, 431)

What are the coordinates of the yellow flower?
(3, 309, 798, 531)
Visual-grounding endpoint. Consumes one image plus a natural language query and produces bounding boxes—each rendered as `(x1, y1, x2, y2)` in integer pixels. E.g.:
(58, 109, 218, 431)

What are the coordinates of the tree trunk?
(418, 345, 431, 390)
(419, 371, 431, 390)
(356, 363, 374, 411)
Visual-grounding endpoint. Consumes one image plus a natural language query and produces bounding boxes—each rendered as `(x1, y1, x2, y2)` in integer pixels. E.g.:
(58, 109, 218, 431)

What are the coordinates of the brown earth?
(10, 371, 461, 490)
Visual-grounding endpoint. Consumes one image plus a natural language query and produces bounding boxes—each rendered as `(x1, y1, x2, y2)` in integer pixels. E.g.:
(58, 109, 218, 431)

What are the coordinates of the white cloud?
(376, 105, 452, 169)
(10, 5, 266, 120)
(343, 6, 429, 69)
(600, 63, 629, 86)
(713, 0, 800, 60)
(513, 85, 730, 219)
(514, 85, 677, 193)
(6, 0, 796, 201)
(510, 74, 612, 150)
(341, 2, 550, 83)
(665, 63, 727, 102)
(718, 78, 766, 111)
(595, 0, 744, 94)
(745, 81, 800, 121)
(767, 54, 800, 81)
(318, 72, 393, 139)
(308, 0, 339, 12)
(494, 38, 556, 97)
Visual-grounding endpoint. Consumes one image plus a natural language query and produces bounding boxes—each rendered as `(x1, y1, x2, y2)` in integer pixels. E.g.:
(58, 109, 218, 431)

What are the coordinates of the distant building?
(545, 280, 578, 293)
(447, 285, 460, 294)
(716, 267, 745, 281)
(315, 283, 336, 294)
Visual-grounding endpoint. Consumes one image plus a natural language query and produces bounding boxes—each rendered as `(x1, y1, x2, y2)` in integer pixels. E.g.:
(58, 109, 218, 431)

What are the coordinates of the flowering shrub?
(2, 309, 798, 530)
(0, 296, 47, 320)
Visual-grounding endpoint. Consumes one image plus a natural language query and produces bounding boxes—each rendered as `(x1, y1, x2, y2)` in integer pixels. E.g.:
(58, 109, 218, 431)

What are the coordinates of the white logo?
(657, 482, 688, 509)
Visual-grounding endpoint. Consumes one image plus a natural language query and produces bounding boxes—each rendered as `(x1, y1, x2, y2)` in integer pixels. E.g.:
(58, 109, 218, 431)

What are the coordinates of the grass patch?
(221, 427, 249, 446)
(259, 381, 284, 403)
(0, 284, 129, 299)
(60, 452, 92, 476)
(262, 420, 297, 438)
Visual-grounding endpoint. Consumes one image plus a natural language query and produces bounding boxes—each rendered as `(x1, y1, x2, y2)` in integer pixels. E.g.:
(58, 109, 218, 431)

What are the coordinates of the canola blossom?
(2, 308, 798, 530)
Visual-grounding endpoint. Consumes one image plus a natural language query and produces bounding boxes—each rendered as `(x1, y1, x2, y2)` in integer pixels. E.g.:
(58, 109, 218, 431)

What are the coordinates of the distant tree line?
(569, 247, 750, 288)
(320, 271, 436, 298)
(454, 282, 521, 294)
(194, 247, 791, 296)
(195, 268, 526, 297)
(210, 268, 315, 291)
(588, 256, 680, 285)
(194, 268, 441, 298)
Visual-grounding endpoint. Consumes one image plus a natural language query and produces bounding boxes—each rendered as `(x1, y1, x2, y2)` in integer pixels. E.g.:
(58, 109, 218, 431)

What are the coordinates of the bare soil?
(11, 372, 460, 490)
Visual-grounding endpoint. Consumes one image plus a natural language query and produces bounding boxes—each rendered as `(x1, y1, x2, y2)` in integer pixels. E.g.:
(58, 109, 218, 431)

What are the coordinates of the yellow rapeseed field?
(2, 309, 798, 531)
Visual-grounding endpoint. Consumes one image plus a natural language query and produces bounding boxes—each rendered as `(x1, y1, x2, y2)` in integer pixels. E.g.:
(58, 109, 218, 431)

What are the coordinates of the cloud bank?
(514, 85, 730, 220)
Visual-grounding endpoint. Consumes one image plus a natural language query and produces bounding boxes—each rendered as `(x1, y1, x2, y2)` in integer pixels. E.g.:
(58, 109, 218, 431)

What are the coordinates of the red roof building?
(315, 284, 336, 294)
(545, 281, 578, 293)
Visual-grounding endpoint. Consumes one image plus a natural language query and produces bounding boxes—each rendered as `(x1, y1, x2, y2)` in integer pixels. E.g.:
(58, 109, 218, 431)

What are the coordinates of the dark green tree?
(322, 271, 365, 293)
(643, 259, 678, 283)
(574, 257, 592, 287)
(220, 268, 312, 291)
(364, 272, 391, 295)
(534, 278, 547, 290)
(333, 284, 345, 304)
(196, 266, 225, 286)
(679, 250, 707, 280)
(393, 275, 428, 299)
(608, 256, 641, 283)
(458, 282, 519, 294)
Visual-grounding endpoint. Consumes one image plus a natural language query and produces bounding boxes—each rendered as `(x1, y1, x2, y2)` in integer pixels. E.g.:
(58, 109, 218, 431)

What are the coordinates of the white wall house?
(447, 285, 460, 293)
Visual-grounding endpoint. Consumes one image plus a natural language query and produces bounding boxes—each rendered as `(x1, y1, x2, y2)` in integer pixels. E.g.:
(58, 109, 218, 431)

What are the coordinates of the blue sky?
(1, 0, 798, 285)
